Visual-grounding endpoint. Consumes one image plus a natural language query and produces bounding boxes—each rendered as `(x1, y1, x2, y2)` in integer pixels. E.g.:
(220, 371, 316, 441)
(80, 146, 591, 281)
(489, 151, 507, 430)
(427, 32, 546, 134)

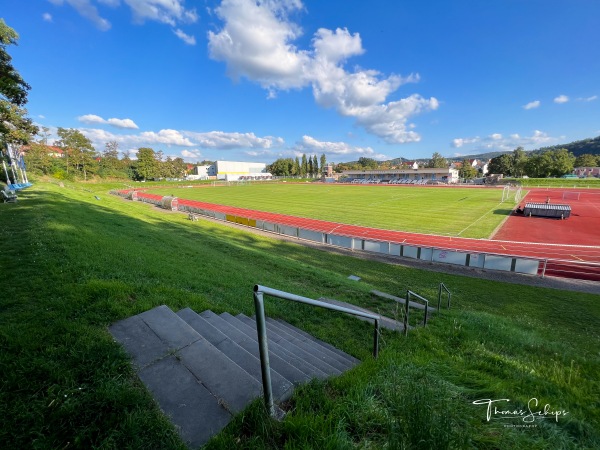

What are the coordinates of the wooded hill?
(334, 135, 600, 169)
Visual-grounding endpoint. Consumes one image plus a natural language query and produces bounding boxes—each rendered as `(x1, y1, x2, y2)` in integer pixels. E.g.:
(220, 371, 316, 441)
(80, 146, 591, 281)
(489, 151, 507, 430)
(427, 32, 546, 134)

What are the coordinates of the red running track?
(132, 190, 600, 281)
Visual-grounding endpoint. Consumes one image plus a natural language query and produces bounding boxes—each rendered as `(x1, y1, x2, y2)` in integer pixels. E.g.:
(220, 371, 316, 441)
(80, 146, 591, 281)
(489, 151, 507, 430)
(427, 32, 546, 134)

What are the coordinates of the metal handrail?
(407, 290, 430, 328)
(253, 285, 380, 418)
(438, 283, 451, 310)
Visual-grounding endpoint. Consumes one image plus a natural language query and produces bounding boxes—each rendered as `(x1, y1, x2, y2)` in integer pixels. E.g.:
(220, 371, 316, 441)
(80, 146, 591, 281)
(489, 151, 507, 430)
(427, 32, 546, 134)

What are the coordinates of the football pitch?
(150, 183, 515, 238)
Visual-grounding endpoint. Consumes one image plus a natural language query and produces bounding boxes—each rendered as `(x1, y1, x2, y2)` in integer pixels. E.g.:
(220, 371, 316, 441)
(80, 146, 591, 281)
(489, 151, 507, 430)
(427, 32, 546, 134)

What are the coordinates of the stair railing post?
(404, 291, 410, 336)
(253, 289, 275, 418)
(437, 284, 442, 311)
(373, 319, 380, 358)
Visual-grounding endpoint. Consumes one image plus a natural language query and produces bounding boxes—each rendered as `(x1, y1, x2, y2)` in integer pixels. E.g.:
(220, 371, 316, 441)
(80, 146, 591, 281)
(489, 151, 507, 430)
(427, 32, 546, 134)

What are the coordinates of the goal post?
(501, 185, 510, 202)
(514, 186, 522, 204)
(562, 191, 580, 201)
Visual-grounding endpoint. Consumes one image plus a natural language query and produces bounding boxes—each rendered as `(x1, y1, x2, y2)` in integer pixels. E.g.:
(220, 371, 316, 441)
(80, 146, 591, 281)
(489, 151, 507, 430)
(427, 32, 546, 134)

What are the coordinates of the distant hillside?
(333, 136, 600, 169)
(531, 136, 600, 157)
(446, 151, 510, 162)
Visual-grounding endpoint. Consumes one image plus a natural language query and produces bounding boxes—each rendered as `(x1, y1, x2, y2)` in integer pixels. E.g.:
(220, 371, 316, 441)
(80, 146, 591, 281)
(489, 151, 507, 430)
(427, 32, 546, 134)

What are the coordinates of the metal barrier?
(438, 283, 451, 310)
(253, 285, 380, 418)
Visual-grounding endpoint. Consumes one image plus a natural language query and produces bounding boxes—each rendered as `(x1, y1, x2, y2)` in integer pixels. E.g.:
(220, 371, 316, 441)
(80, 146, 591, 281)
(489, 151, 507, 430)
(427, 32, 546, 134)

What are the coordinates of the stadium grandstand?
(342, 167, 460, 184)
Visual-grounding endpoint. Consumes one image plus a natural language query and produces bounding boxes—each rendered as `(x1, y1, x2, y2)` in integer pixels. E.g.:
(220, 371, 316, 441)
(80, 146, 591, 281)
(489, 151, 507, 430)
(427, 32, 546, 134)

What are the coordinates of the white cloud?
(78, 114, 138, 129)
(554, 94, 569, 104)
(38, 114, 46, 119)
(208, 0, 437, 144)
(124, 0, 198, 25)
(208, 0, 310, 91)
(78, 114, 107, 124)
(452, 137, 480, 148)
(173, 28, 196, 45)
(182, 131, 284, 149)
(49, 0, 111, 31)
(107, 118, 139, 129)
(451, 130, 560, 152)
(50, 0, 197, 30)
(43, 12, 53, 22)
(554, 95, 569, 104)
(295, 135, 388, 160)
(577, 95, 597, 102)
(139, 129, 195, 146)
(523, 100, 540, 110)
(181, 149, 202, 159)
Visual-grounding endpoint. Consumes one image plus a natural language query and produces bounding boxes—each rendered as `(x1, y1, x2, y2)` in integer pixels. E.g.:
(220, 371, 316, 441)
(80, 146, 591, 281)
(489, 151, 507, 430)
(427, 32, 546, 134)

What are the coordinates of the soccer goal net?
(501, 185, 521, 203)
(562, 191, 581, 201)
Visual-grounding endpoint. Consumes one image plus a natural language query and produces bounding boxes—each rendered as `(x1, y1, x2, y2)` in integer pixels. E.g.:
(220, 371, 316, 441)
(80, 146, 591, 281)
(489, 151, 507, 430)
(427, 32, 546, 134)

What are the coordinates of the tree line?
(487, 147, 598, 178)
(22, 128, 188, 181)
(266, 154, 327, 177)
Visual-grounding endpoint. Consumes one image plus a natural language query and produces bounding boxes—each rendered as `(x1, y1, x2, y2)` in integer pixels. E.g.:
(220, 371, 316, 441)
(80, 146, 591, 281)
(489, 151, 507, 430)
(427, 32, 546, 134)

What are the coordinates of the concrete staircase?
(109, 306, 360, 448)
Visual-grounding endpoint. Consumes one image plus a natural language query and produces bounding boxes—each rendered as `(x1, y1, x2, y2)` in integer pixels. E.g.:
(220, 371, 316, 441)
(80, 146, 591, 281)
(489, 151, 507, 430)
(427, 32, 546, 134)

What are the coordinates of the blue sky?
(2, 0, 600, 163)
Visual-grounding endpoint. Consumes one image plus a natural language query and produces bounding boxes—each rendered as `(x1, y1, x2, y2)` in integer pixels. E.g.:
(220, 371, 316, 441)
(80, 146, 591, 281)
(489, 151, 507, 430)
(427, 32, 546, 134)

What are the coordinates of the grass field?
(1, 181, 599, 449)
(149, 183, 516, 238)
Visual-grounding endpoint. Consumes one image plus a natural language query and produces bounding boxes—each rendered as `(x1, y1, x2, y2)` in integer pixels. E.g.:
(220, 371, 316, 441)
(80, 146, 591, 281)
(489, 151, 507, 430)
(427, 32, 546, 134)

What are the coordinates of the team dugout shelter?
(342, 167, 460, 184)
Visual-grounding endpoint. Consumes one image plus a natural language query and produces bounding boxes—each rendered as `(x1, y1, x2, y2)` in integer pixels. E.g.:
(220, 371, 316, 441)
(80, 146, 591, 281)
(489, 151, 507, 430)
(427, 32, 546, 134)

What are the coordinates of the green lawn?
(149, 183, 515, 238)
(1, 181, 598, 449)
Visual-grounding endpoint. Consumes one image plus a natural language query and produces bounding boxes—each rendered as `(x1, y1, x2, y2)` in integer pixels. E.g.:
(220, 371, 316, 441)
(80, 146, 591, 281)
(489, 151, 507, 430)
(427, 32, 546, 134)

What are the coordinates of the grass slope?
(0, 181, 598, 449)
(149, 183, 513, 238)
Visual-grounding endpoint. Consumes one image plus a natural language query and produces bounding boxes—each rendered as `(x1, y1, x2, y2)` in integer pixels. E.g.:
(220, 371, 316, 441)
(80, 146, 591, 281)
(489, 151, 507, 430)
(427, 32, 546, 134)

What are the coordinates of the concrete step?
(110, 305, 242, 447)
(222, 313, 333, 379)
(138, 355, 231, 449)
(239, 314, 350, 373)
(265, 317, 357, 371)
(199, 310, 311, 385)
(177, 308, 294, 401)
(109, 304, 201, 369)
(178, 336, 262, 414)
(272, 318, 361, 366)
(111, 306, 364, 448)
(317, 297, 408, 332)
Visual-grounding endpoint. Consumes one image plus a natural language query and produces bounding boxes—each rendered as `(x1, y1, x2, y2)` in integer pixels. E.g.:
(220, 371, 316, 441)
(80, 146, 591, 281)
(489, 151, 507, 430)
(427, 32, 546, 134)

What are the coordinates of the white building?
(187, 165, 216, 180)
(187, 160, 273, 181)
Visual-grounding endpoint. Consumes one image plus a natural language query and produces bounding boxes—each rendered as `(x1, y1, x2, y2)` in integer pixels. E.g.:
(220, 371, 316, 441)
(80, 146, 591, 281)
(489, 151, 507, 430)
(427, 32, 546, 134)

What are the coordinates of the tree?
(0, 19, 38, 147)
(312, 155, 319, 177)
(459, 159, 478, 180)
(575, 153, 599, 167)
(427, 152, 447, 168)
(549, 148, 576, 177)
(172, 157, 186, 178)
(487, 154, 513, 176)
(320, 153, 326, 173)
(301, 154, 308, 177)
(511, 147, 528, 178)
(293, 157, 300, 176)
(267, 158, 295, 176)
(100, 141, 121, 175)
(358, 157, 378, 169)
(135, 147, 158, 180)
(24, 142, 52, 175)
(55, 128, 97, 180)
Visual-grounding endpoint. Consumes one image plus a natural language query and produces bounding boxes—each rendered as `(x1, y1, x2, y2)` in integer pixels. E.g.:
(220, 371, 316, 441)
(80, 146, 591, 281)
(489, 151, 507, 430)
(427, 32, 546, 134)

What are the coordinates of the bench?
(1, 189, 18, 203)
